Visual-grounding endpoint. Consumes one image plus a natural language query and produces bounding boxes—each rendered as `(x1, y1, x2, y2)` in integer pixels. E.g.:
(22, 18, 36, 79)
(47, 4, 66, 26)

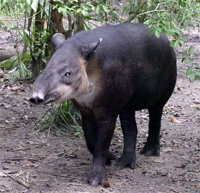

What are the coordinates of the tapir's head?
(30, 33, 102, 104)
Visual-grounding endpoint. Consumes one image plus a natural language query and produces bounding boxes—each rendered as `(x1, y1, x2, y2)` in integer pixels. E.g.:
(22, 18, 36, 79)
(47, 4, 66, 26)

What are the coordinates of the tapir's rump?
(30, 23, 177, 187)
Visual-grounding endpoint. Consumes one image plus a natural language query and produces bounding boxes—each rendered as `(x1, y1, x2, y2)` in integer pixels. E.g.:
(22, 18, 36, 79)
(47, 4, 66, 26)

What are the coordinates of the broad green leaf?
(81, 9, 88, 16)
(102, 5, 109, 13)
(195, 70, 200, 78)
(186, 67, 192, 76)
(183, 57, 190, 63)
(190, 74, 196, 82)
(96, 5, 100, 15)
(188, 46, 194, 53)
(155, 30, 160, 38)
(178, 40, 184, 47)
(190, 53, 196, 59)
(149, 28, 155, 37)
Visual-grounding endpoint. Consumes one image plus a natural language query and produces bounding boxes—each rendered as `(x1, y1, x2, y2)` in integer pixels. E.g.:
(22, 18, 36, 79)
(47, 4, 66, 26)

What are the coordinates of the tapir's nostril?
(30, 96, 44, 104)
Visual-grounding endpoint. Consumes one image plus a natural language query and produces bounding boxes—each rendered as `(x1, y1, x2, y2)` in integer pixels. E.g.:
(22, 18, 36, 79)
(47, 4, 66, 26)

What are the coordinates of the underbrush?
(40, 100, 82, 137)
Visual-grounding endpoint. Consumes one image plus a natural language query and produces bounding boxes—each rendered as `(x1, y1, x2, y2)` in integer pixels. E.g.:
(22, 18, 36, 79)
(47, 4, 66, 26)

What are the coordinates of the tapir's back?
(71, 23, 174, 65)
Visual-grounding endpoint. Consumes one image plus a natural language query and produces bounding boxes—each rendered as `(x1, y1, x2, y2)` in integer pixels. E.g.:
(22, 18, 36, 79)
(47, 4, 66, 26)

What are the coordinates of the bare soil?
(0, 29, 200, 193)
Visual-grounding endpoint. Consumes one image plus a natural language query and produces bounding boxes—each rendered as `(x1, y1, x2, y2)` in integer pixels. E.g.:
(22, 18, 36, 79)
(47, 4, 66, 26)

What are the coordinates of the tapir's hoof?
(140, 143, 160, 156)
(106, 151, 116, 166)
(88, 170, 106, 187)
(115, 154, 136, 169)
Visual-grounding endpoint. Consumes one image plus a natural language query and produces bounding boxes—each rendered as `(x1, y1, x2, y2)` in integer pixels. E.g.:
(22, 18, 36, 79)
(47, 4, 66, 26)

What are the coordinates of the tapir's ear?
(52, 33, 66, 50)
(81, 38, 102, 59)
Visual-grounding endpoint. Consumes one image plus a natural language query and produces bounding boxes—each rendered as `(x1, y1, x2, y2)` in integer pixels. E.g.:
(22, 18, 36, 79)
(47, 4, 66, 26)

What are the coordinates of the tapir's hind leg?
(140, 106, 163, 156)
(115, 109, 138, 169)
(82, 116, 116, 165)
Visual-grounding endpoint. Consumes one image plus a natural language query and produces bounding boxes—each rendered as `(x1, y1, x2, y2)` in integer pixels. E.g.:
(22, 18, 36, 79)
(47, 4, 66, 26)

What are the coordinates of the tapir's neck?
(75, 69, 101, 108)
(74, 81, 95, 108)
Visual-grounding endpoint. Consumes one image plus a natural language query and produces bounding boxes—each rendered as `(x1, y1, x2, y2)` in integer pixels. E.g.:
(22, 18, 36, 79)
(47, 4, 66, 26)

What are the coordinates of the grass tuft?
(41, 100, 82, 137)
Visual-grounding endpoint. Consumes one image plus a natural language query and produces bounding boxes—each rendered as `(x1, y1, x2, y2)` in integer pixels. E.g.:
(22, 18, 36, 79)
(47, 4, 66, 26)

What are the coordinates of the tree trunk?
(32, 5, 45, 77)
(74, 0, 84, 33)
(50, 0, 64, 34)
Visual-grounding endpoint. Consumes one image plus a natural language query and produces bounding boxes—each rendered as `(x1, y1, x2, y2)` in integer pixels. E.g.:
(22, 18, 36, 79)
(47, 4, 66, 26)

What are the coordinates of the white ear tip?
(99, 38, 103, 42)
(53, 33, 65, 38)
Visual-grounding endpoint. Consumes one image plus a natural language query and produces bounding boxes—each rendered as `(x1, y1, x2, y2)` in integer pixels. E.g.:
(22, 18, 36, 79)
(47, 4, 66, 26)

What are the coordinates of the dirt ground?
(0, 28, 200, 193)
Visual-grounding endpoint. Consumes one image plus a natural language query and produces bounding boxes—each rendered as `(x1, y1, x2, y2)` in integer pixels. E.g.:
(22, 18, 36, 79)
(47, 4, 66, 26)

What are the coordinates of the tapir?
(30, 23, 177, 187)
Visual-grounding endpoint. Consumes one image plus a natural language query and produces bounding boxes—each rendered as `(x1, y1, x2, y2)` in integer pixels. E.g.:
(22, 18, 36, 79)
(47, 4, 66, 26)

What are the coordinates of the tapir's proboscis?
(30, 23, 177, 187)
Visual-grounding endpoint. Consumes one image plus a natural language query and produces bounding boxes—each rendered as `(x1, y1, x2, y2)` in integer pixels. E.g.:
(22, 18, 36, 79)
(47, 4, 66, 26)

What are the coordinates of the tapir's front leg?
(88, 111, 117, 187)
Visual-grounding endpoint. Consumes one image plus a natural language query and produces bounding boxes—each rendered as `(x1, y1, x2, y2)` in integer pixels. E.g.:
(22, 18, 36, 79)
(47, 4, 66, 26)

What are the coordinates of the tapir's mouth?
(30, 91, 61, 105)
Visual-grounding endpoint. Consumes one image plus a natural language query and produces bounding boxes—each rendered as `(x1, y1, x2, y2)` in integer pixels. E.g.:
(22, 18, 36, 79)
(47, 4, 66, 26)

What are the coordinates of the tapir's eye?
(65, 72, 71, 78)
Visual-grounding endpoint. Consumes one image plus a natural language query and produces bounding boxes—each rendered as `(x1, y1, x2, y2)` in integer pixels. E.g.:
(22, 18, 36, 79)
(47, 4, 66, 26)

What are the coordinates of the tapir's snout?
(29, 70, 58, 105)
(29, 92, 45, 104)
(30, 96, 44, 104)
(30, 86, 61, 105)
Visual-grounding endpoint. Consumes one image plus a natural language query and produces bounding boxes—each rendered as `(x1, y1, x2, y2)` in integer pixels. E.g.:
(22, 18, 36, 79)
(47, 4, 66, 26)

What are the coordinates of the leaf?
(153, 157, 164, 163)
(103, 180, 110, 188)
(149, 28, 155, 37)
(81, 9, 88, 16)
(11, 86, 20, 91)
(163, 147, 173, 152)
(190, 104, 198, 108)
(31, 0, 39, 12)
(188, 46, 194, 53)
(178, 39, 184, 47)
(190, 74, 196, 82)
(102, 5, 109, 13)
(170, 117, 181, 123)
(114, 181, 123, 186)
(0, 125, 5, 130)
(96, 5, 100, 15)
(182, 49, 187, 56)
(175, 164, 186, 169)
(186, 67, 193, 76)
(0, 172, 7, 177)
(183, 57, 190, 63)
(174, 40, 179, 48)
(155, 30, 160, 38)
(170, 40, 177, 47)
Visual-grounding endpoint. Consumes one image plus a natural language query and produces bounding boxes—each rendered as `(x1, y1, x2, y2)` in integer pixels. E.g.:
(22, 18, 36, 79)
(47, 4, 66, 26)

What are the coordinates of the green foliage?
(183, 46, 200, 82)
(53, 0, 112, 30)
(143, 0, 200, 80)
(0, 55, 18, 70)
(186, 64, 200, 82)
(41, 100, 82, 137)
(108, 0, 199, 80)
(0, 53, 31, 80)
(0, 0, 25, 16)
